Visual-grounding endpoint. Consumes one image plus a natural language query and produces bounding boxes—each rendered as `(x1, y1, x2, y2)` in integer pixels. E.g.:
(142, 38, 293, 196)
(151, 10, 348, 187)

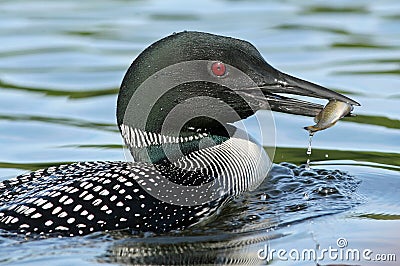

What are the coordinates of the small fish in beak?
(304, 100, 353, 134)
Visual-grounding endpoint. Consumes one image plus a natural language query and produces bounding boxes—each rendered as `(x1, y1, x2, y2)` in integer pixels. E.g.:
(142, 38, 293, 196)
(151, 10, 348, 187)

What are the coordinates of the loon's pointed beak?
(257, 70, 360, 117)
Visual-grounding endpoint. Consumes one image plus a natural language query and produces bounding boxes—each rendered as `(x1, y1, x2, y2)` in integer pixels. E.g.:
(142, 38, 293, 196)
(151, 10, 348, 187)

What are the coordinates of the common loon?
(0, 31, 359, 237)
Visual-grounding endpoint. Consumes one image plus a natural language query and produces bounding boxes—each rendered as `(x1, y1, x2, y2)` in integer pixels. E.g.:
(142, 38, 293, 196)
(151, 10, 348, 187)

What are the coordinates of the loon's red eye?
(211, 61, 226, 77)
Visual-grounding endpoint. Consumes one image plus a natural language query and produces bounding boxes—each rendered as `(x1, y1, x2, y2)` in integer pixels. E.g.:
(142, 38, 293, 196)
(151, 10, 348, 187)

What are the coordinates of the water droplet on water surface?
(303, 192, 309, 200)
(305, 159, 311, 170)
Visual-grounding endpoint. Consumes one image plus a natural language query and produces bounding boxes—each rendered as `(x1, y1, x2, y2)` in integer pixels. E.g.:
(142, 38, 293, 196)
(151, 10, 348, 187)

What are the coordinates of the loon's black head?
(117, 31, 359, 162)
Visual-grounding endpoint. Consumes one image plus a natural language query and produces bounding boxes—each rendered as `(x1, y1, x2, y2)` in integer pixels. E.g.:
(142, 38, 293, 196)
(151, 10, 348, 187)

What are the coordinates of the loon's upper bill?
(0, 31, 359, 237)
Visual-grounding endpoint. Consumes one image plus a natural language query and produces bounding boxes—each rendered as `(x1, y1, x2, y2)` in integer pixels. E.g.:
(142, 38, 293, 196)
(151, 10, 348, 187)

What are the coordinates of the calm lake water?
(0, 0, 399, 265)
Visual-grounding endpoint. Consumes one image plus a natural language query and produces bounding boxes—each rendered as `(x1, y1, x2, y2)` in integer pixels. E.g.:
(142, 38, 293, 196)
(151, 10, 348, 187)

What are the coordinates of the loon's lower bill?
(0, 31, 359, 237)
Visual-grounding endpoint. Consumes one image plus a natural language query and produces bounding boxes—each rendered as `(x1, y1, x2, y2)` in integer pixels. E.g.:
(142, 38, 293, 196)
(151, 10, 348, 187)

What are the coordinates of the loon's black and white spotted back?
(0, 161, 224, 236)
(0, 31, 359, 237)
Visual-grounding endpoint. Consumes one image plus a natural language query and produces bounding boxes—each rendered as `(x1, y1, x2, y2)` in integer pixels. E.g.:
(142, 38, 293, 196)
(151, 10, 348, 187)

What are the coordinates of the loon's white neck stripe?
(120, 124, 208, 148)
